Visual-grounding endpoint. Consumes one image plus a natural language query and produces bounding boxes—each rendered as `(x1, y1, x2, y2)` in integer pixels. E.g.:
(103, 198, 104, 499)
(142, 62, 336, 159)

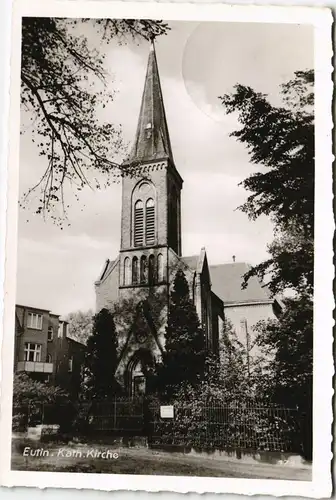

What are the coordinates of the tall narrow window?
(58, 321, 63, 338)
(123, 257, 131, 285)
(47, 326, 53, 341)
(132, 257, 139, 284)
(145, 198, 155, 245)
(240, 319, 250, 377)
(148, 255, 155, 285)
(140, 255, 147, 284)
(134, 200, 144, 247)
(169, 186, 178, 253)
(157, 253, 164, 282)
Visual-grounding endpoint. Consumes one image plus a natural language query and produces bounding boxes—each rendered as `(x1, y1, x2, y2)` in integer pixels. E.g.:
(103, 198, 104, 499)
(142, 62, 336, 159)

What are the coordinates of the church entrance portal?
(132, 360, 146, 397)
(126, 349, 154, 398)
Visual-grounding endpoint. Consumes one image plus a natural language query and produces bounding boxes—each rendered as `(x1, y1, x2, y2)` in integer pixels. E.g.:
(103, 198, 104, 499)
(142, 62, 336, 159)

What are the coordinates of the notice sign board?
(160, 405, 174, 419)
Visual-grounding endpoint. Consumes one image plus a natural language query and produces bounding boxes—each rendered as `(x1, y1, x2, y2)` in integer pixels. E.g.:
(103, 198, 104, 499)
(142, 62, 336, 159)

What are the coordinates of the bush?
(148, 384, 301, 453)
(12, 374, 68, 431)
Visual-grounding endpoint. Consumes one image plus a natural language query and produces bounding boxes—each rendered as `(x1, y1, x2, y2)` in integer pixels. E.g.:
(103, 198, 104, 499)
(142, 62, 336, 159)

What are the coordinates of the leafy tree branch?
(21, 17, 170, 220)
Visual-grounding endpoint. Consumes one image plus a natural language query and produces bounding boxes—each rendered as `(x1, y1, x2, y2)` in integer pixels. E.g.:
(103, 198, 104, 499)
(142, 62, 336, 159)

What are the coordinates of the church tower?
(95, 42, 223, 395)
(119, 42, 183, 293)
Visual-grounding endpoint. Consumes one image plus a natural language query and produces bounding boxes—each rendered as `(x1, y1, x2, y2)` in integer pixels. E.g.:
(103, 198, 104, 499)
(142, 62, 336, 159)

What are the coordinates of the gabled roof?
(181, 250, 210, 279)
(15, 311, 24, 334)
(124, 42, 174, 165)
(181, 255, 199, 270)
(95, 258, 117, 284)
(116, 300, 164, 372)
(209, 262, 272, 305)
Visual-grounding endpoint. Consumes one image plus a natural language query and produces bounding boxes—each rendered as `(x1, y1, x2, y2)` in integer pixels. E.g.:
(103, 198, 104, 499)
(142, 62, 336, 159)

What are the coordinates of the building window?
(132, 256, 139, 285)
(134, 200, 144, 247)
(68, 357, 73, 372)
(64, 323, 69, 337)
(123, 257, 131, 285)
(140, 255, 147, 284)
(240, 319, 248, 336)
(145, 198, 155, 245)
(157, 253, 164, 282)
(169, 185, 178, 253)
(58, 321, 63, 338)
(148, 254, 155, 285)
(24, 343, 41, 362)
(27, 312, 43, 330)
(46, 354, 52, 363)
(47, 326, 53, 341)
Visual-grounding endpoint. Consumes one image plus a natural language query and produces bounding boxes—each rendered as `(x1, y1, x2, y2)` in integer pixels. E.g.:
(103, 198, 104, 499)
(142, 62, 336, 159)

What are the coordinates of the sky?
(17, 20, 314, 316)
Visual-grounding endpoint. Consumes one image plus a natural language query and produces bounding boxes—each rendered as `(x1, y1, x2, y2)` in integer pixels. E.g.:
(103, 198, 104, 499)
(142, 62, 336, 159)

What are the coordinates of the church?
(95, 42, 281, 396)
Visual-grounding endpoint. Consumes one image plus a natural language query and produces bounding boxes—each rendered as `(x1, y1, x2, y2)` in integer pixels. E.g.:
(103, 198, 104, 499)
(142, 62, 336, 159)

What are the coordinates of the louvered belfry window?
(134, 200, 144, 247)
(146, 198, 155, 245)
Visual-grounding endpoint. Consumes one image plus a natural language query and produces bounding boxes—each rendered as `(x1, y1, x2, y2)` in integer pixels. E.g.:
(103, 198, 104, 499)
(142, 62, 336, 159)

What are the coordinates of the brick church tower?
(95, 42, 223, 396)
(119, 41, 183, 298)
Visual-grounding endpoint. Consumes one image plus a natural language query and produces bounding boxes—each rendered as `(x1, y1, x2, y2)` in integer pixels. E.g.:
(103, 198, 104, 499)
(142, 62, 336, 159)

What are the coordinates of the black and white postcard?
(0, 0, 333, 497)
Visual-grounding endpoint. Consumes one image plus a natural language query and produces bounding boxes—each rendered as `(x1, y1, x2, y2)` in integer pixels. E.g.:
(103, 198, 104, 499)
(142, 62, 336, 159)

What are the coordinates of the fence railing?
(12, 399, 305, 454)
(147, 402, 302, 453)
(13, 398, 145, 435)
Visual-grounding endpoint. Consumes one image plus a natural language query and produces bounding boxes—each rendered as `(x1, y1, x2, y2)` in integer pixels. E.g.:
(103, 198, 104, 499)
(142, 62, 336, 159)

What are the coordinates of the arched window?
(46, 353, 52, 363)
(145, 198, 155, 245)
(157, 253, 164, 282)
(132, 257, 139, 285)
(148, 255, 155, 285)
(169, 185, 178, 252)
(140, 255, 147, 284)
(123, 257, 131, 286)
(134, 200, 144, 247)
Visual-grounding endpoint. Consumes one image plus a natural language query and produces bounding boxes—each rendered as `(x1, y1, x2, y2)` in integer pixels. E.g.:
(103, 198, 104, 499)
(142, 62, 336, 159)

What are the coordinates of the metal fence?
(13, 398, 145, 436)
(147, 401, 303, 453)
(12, 399, 304, 453)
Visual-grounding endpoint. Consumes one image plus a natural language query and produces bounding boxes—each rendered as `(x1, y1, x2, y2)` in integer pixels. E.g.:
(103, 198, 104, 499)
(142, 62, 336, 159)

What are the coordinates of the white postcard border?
(0, 1, 333, 497)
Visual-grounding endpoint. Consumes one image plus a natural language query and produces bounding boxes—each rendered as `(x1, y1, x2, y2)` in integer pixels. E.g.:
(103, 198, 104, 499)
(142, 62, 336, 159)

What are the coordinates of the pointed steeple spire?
(126, 41, 174, 164)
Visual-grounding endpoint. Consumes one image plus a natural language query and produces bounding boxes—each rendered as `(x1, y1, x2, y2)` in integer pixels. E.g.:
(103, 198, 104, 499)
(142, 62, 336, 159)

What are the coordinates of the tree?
(199, 318, 263, 404)
(84, 308, 120, 399)
(66, 309, 94, 345)
(219, 69, 314, 297)
(255, 295, 313, 407)
(219, 70, 314, 458)
(21, 17, 170, 220)
(156, 270, 207, 399)
(254, 294, 313, 459)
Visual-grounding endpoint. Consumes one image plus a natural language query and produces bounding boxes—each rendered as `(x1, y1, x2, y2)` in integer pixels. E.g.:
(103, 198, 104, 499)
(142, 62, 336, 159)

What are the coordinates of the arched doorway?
(126, 349, 154, 398)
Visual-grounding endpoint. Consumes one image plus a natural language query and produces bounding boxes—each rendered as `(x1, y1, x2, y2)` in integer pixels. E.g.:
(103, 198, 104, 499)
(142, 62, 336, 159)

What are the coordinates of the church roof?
(182, 256, 272, 305)
(209, 262, 272, 305)
(181, 255, 199, 270)
(125, 42, 174, 165)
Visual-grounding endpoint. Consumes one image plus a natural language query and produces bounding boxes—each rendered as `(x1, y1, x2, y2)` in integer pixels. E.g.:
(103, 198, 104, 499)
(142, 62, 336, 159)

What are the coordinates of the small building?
(14, 304, 85, 399)
(210, 262, 282, 362)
